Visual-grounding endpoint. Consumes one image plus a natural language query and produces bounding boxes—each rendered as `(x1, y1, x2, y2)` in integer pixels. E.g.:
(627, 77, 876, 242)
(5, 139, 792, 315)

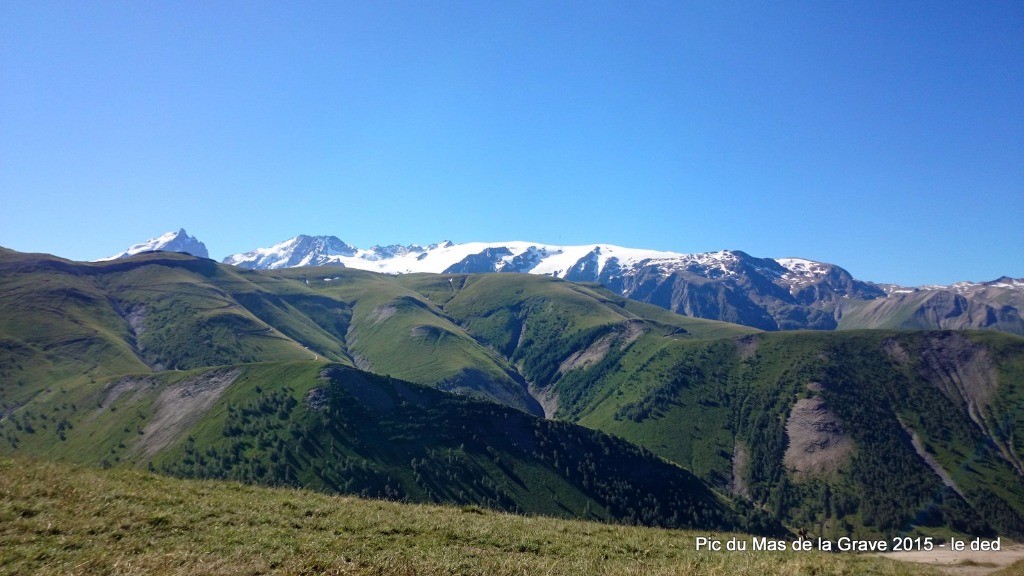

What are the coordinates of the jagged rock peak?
(99, 228, 209, 260)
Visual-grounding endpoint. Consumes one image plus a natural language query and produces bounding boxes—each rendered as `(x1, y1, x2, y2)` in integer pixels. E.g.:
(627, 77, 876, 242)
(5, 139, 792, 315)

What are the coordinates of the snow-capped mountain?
(928, 276, 1024, 295)
(222, 235, 1022, 334)
(99, 231, 1021, 334)
(222, 236, 883, 330)
(224, 235, 844, 284)
(224, 235, 690, 277)
(99, 228, 209, 261)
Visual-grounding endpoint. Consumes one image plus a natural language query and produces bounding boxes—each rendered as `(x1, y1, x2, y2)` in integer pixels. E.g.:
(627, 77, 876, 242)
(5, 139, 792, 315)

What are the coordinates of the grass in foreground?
(0, 456, 944, 576)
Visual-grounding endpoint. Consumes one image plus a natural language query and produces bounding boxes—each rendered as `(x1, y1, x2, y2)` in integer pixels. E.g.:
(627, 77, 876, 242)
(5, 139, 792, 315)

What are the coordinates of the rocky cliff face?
(837, 280, 1024, 335)
(595, 252, 887, 331)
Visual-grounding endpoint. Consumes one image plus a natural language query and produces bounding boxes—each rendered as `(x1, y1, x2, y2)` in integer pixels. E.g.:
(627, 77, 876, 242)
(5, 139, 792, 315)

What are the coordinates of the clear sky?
(2, 1, 1021, 286)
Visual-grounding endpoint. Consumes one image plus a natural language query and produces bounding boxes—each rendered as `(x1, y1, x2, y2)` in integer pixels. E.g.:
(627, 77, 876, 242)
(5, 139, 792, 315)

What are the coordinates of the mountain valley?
(2, 245, 1023, 541)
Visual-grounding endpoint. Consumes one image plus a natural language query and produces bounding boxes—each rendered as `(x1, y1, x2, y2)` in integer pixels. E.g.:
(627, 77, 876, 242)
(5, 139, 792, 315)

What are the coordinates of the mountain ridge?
(99, 228, 209, 260)
(96, 232, 1024, 335)
(2, 246, 1022, 538)
(225, 234, 1024, 335)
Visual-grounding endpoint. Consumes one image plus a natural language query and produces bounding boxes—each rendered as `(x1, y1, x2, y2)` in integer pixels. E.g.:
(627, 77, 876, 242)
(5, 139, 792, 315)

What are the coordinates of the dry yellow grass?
(1, 456, 944, 575)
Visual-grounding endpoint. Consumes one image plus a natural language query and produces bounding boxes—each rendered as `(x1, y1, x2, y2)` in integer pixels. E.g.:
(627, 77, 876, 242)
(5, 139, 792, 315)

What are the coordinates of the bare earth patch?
(731, 440, 750, 498)
(784, 396, 853, 480)
(101, 376, 152, 408)
(878, 542, 1024, 576)
(133, 368, 241, 458)
(558, 333, 614, 375)
(367, 304, 398, 326)
(735, 334, 760, 360)
(85, 376, 154, 426)
(528, 382, 559, 419)
(619, 320, 646, 349)
(900, 418, 965, 497)
(125, 305, 147, 337)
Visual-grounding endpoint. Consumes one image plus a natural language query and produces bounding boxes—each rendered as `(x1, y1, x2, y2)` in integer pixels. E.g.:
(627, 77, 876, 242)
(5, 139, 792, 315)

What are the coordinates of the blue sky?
(1, 1, 1021, 285)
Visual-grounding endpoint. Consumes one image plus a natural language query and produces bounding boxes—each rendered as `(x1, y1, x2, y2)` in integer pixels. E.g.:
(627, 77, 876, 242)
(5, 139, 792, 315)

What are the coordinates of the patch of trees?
(615, 342, 736, 423)
(159, 367, 772, 533)
(512, 317, 614, 387)
(528, 419, 746, 531)
(136, 299, 262, 369)
(817, 340, 1009, 537)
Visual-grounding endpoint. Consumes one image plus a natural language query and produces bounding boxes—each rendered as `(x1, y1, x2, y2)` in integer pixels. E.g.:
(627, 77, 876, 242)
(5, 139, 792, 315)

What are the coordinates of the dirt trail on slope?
(731, 440, 750, 498)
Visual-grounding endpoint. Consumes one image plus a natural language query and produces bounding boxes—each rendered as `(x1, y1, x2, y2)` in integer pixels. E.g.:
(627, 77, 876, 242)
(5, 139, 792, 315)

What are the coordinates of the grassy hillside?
(311, 271, 542, 413)
(0, 455, 946, 576)
(0, 251, 151, 414)
(416, 273, 757, 418)
(2, 248, 1023, 541)
(567, 330, 1024, 539)
(0, 356, 756, 532)
(0, 251, 313, 374)
(0, 249, 759, 417)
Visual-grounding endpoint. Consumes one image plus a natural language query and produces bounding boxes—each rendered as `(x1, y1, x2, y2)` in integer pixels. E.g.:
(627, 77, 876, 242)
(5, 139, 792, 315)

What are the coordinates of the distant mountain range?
(104, 230, 1024, 334)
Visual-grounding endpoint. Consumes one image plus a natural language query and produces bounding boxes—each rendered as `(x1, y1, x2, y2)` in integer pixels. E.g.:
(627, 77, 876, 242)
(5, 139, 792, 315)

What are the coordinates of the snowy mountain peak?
(224, 238, 684, 276)
(222, 238, 801, 285)
(93, 232, 1020, 334)
(988, 276, 1024, 290)
(99, 228, 209, 261)
(776, 257, 831, 277)
(221, 235, 357, 269)
(930, 276, 1024, 294)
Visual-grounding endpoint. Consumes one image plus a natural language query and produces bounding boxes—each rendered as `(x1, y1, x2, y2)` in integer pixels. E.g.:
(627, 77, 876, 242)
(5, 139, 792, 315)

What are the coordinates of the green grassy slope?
(0, 251, 538, 413)
(0, 250, 315, 374)
(93, 255, 316, 369)
(0, 252, 155, 460)
(1, 455, 946, 576)
(409, 273, 758, 419)
(837, 293, 941, 331)
(159, 362, 750, 531)
(379, 268, 1015, 542)
(567, 329, 1024, 539)
(1, 250, 760, 418)
(306, 270, 542, 413)
(3, 247, 1023, 541)
(0, 251, 151, 408)
(836, 290, 1024, 335)
(0, 356, 754, 532)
